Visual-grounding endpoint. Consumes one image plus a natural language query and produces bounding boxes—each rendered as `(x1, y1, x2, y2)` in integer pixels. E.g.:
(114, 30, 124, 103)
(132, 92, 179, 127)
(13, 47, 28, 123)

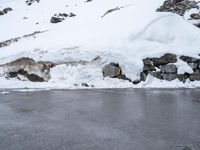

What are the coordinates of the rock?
(143, 58, 152, 66)
(180, 55, 198, 63)
(143, 65, 156, 72)
(177, 74, 187, 83)
(163, 73, 177, 81)
(160, 64, 177, 73)
(151, 53, 177, 66)
(102, 63, 121, 78)
(190, 13, 200, 20)
(156, 0, 199, 16)
(8, 69, 45, 82)
(149, 71, 163, 79)
(188, 62, 198, 70)
(189, 73, 200, 81)
(3, 7, 12, 14)
(140, 72, 148, 81)
(82, 83, 89, 87)
(1, 57, 54, 82)
(143, 58, 156, 71)
(194, 69, 200, 73)
(0, 11, 5, 15)
(69, 12, 76, 17)
(50, 16, 64, 23)
(132, 79, 141, 84)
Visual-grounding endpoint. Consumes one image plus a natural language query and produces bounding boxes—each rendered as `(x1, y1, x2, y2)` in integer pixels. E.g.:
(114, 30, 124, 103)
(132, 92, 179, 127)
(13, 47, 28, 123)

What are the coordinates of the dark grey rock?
(50, 16, 64, 23)
(0, 11, 5, 15)
(180, 55, 198, 63)
(161, 64, 177, 73)
(8, 69, 45, 82)
(149, 71, 163, 79)
(140, 72, 148, 81)
(156, 0, 199, 16)
(143, 58, 152, 66)
(3, 7, 12, 14)
(194, 69, 200, 73)
(188, 62, 198, 70)
(81, 83, 89, 87)
(151, 53, 177, 66)
(69, 13, 76, 17)
(143, 65, 156, 72)
(177, 74, 188, 83)
(190, 13, 200, 20)
(132, 79, 141, 84)
(102, 63, 121, 78)
(163, 73, 177, 81)
(189, 73, 200, 81)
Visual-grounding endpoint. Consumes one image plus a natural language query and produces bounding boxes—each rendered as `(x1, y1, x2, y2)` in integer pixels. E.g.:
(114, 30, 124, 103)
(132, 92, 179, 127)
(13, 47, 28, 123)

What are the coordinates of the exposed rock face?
(50, 12, 76, 23)
(51, 16, 64, 23)
(140, 53, 200, 82)
(0, 7, 12, 16)
(0, 31, 47, 48)
(0, 57, 54, 82)
(26, 0, 40, 6)
(156, 0, 199, 16)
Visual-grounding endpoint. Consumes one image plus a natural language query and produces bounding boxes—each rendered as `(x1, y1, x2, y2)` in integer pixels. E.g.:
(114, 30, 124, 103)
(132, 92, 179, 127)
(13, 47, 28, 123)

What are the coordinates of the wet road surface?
(0, 89, 200, 150)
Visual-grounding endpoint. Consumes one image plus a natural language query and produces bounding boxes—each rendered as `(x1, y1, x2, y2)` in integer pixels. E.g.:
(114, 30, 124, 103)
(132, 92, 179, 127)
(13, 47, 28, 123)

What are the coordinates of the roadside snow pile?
(0, 0, 200, 89)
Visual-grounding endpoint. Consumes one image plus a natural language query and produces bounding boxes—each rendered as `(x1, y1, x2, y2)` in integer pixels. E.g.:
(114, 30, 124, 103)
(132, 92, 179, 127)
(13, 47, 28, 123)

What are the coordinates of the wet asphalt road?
(0, 89, 200, 150)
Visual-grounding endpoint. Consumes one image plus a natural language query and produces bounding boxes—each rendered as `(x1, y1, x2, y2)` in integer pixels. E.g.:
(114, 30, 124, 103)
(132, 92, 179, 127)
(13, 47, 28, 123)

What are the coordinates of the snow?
(0, 0, 200, 89)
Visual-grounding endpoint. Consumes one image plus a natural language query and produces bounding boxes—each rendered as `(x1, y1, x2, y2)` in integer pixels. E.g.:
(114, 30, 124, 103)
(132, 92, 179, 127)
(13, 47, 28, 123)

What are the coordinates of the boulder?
(151, 53, 177, 66)
(188, 62, 198, 70)
(140, 72, 148, 81)
(189, 73, 200, 81)
(180, 55, 198, 63)
(102, 63, 121, 78)
(190, 13, 200, 20)
(143, 65, 156, 72)
(3, 7, 12, 14)
(160, 64, 177, 73)
(69, 13, 76, 17)
(177, 74, 187, 83)
(149, 71, 163, 79)
(0, 11, 5, 15)
(1, 57, 54, 82)
(143, 58, 156, 71)
(50, 16, 64, 23)
(163, 73, 177, 81)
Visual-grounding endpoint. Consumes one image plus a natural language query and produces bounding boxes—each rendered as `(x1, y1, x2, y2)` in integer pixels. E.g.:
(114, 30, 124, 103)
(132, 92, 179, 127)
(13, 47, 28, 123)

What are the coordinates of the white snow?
(0, 0, 200, 89)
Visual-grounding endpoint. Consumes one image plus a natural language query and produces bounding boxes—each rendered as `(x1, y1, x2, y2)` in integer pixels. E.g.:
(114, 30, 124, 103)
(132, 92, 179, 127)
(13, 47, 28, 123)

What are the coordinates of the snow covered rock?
(0, 58, 54, 82)
(157, 0, 199, 16)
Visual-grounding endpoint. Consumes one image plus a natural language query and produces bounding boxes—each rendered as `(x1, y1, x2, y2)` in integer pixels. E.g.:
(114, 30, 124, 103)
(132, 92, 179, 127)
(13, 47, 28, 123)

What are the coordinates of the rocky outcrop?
(0, 57, 54, 82)
(140, 53, 200, 82)
(0, 7, 12, 16)
(50, 13, 76, 23)
(156, 0, 199, 16)
(26, 0, 40, 6)
(0, 31, 47, 48)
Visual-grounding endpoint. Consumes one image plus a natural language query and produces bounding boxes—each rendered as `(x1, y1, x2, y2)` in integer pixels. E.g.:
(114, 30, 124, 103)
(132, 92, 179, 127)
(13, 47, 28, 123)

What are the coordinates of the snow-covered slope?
(0, 0, 200, 89)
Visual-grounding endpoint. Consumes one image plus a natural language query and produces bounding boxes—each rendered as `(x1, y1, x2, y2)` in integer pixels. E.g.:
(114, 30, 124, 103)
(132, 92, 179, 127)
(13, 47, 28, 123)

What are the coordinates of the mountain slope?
(0, 0, 200, 89)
